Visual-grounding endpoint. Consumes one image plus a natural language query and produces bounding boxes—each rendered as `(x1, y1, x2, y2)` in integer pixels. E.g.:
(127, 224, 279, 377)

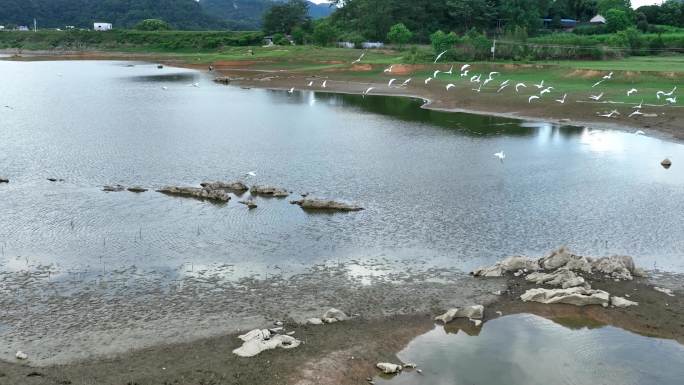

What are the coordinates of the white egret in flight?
(555, 94, 567, 104)
(388, 78, 397, 87)
(589, 93, 604, 101)
(629, 110, 643, 118)
(434, 50, 448, 63)
(425, 77, 433, 85)
(534, 80, 545, 89)
(446, 84, 456, 91)
(494, 151, 506, 162)
(515, 83, 526, 92)
(627, 88, 638, 96)
(603, 72, 614, 80)
(656, 86, 676, 99)
(352, 52, 365, 64)
(528, 95, 540, 103)
(402, 78, 412, 86)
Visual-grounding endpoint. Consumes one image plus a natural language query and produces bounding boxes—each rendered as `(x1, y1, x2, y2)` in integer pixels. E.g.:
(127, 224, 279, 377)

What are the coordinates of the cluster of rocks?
(306, 308, 349, 325)
(471, 248, 646, 308)
(291, 198, 364, 212)
(375, 362, 419, 375)
(232, 326, 300, 358)
(250, 185, 290, 197)
(157, 185, 230, 201)
(103, 185, 149, 193)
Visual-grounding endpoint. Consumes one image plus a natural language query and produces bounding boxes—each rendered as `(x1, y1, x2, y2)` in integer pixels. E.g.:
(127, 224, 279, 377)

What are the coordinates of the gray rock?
(376, 363, 402, 374)
(251, 185, 290, 197)
(233, 329, 300, 357)
(525, 268, 586, 289)
(127, 186, 148, 193)
(520, 287, 610, 307)
(306, 318, 324, 325)
(322, 308, 348, 322)
(538, 247, 593, 273)
(591, 255, 635, 280)
(0, 177, 8, 183)
(435, 305, 484, 323)
(291, 198, 364, 212)
(103, 184, 126, 192)
(157, 186, 230, 202)
(471, 256, 541, 277)
(200, 180, 249, 192)
(239, 199, 257, 209)
(611, 296, 638, 308)
(661, 158, 672, 169)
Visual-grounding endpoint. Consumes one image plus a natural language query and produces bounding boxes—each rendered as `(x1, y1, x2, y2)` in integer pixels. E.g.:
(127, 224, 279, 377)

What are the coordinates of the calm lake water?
(376, 314, 684, 385)
(1, 60, 684, 276)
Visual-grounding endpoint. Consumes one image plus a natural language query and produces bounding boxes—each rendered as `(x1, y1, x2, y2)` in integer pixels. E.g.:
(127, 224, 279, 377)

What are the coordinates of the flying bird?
(589, 93, 604, 101)
(425, 77, 433, 85)
(603, 72, 614, 80)
(460, 70, 470, 77)
(470, 74, 481, 83)
(592, 80, 605, 88)
(461, 64, 471, 72)
(244, 171, 257, 177)
(656, 86, 677, 99)
(540, 86, 554, 95)
(472, 83, 483, 93)
(384, 65, 395, 73)
(597, 110, 620, 118)
(363, 87, 374, 97)
(288, 87, 294, 94)
(634, 99, 643, 109)
(352, 52, 365, 64)
(666, 96, 677, 104)
(555, 93, 567, 104)
(627, 88, 638, 96)
(388, 78, 397, 87)
(528, 95, 540, 103)
(634, 129, 645, 135)
(402, 78, 412, 86)
(446, 83, 456, 91)
(515, 83, 526, 93)
(482, 77, 493, 87)
(322, 80, 327, 88)
(629, 110, 643, 118)
(497, 83, 509, 93)
(445, 65, 454, 75)
(307, 81, 314, 87)
(534, 80, 545, 89)
(434, 50, 448, 63)
(433, 70, 441, 78)
(488, 72, 500, 79)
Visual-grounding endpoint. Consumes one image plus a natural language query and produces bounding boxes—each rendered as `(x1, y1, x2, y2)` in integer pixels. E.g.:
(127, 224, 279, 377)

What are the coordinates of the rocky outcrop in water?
(251, 185, 290, 197)
(290, 198, 364, 212)
(239, 199, 257, 209)
(0, 177, 8, 183)
(520, 287, 610, 307)
(232, 328, 300, 357)
(661, 158, 672, 169)
(157, 186, 230, 202)
(103, 185, 126, 192)
(435, 305, 484, 324)
(200, 181, 249, 192)
(127, 186, 148, 193)
(377, 363, 403, 374)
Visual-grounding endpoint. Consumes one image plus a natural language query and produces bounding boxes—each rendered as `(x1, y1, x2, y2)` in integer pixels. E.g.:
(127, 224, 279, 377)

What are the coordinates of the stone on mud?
(471, 256, 541, 277)
(251, 185, 290, 197)
(322, 308, 348, 322)
(376, 363, 402, 374)
(520, 287, 610, 307)
(591, 255, 636, 280)
(435, 305, 484, 324)
(538, 247, 593, 273)
(306, 318, 324, 325)
(15, 351, 27, 360)
(233, 328, 300, 357)
(525, 268, 586, 289)
(611, 296, 638, 308)
(291, 198, 364, 212)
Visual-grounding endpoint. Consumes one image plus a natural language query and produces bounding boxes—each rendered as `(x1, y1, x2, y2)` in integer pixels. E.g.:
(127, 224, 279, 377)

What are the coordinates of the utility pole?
(33, 18, 36, 32)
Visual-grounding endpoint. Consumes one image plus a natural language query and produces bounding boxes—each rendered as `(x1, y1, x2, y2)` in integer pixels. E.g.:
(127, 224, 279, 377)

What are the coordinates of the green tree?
(597, 0, 631, 14)
(446, 0, 495, 32)
(312, 20, 338, 46)
(605, 8, 632, 32)
(262, 0, 310, 35)
(134, 19, 171, 31)
(387, 23, 412, 48)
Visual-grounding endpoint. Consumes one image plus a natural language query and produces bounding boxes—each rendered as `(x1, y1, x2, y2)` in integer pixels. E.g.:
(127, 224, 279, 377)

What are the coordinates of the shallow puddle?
(376, 314, 684, 385)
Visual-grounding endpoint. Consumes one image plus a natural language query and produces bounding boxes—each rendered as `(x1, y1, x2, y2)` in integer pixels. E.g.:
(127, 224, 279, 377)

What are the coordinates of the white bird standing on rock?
(388, 78, 397, 87)
(434, 50, 448, 63)
(446, 83, 456, 91)
(494, 151, 506, 162)
(555, 93, 567, 104)
(627, 88, 638, 96)
(589, 93, 604, 101)
(515, 83, 527, 93)
(528, 95, 540, 103)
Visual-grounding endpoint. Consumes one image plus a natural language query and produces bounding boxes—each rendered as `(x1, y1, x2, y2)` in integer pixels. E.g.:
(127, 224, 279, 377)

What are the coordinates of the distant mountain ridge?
(0, 0, 334, 30)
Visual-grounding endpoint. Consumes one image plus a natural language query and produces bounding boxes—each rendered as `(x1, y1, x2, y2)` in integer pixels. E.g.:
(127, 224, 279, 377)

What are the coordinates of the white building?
(93, 22, 112, 31)
(590, 14, 606, 24)
(17, 26, 29, 31)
